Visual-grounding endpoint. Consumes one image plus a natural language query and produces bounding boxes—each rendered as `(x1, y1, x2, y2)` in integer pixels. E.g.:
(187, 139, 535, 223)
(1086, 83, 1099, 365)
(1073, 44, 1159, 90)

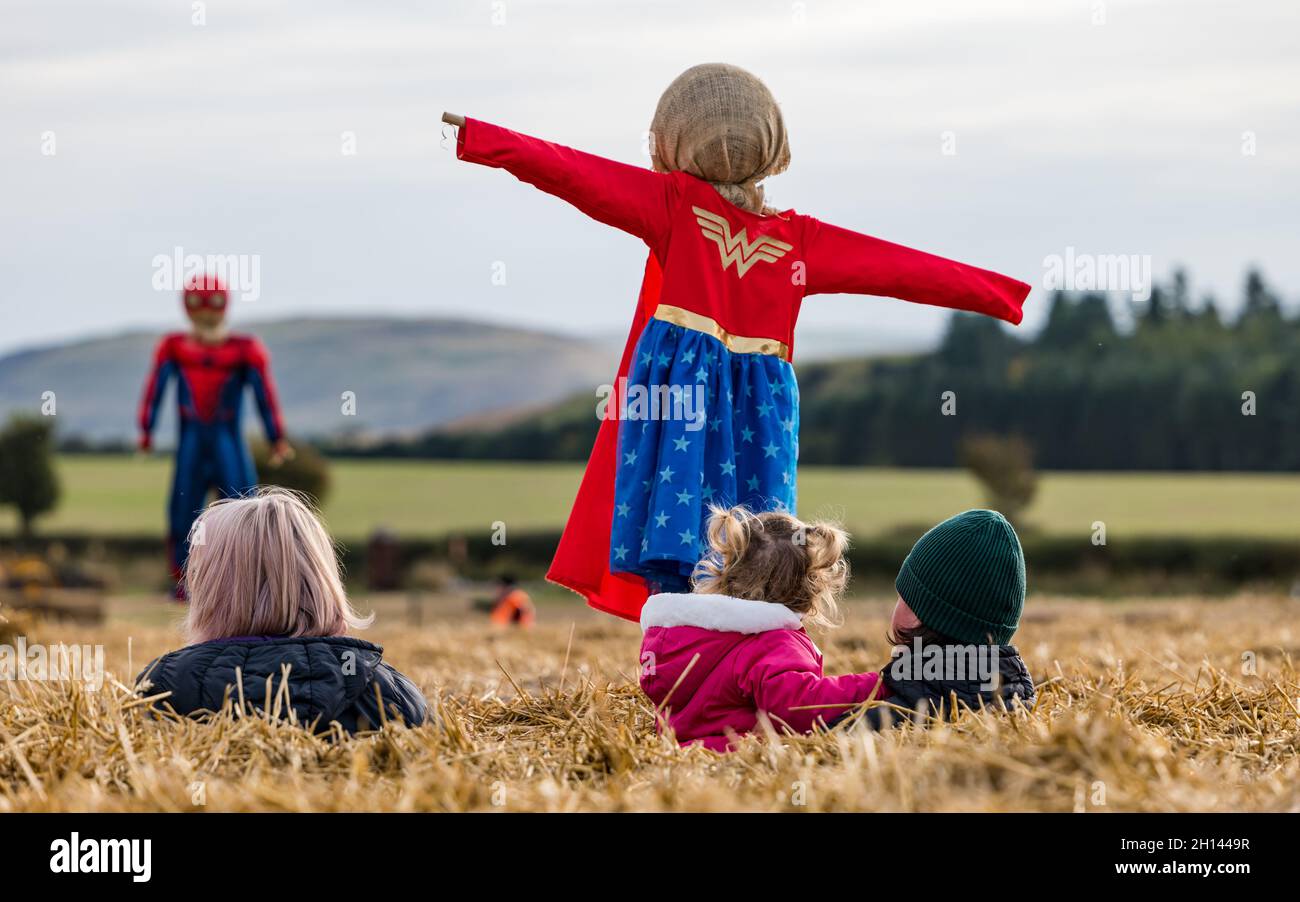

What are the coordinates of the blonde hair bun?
(692, 505, 848, 628)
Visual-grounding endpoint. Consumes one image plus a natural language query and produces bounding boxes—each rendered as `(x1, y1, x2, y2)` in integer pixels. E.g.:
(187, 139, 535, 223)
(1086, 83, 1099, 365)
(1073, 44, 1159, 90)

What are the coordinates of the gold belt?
(652, 304, 790, 360)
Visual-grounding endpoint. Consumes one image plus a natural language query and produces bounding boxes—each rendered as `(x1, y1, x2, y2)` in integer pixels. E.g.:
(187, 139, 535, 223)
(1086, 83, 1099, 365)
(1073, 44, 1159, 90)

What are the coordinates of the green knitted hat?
(895, 509, 1025, 645)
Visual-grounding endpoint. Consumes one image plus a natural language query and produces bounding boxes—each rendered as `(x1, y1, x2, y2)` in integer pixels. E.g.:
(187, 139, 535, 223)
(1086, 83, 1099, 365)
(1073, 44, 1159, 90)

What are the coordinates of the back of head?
(184, 487, 371, 644)
(895, 509, 1026, 646)
(650, 63, 791, 214)
(692, 505, 847, 628)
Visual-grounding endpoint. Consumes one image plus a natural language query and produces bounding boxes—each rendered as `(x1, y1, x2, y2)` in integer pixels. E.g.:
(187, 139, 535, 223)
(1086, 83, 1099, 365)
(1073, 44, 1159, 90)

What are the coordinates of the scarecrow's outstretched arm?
(802, 218, 1030, 326)
(448, 116, 678, 251)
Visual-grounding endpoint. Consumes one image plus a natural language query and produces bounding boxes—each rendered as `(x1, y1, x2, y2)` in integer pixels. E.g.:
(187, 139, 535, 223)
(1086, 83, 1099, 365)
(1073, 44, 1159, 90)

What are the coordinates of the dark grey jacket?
(136, 635, 427, 735)
(843, 644, 1035, 730)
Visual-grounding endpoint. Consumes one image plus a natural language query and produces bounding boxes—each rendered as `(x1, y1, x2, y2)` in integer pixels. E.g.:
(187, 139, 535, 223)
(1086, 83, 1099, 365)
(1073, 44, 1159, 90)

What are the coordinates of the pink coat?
(639, 593, 889, 751)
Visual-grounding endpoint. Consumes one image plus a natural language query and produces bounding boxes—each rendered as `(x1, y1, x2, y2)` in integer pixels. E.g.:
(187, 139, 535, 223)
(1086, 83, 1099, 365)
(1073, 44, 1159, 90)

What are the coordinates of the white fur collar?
(640, 593, 803, 634)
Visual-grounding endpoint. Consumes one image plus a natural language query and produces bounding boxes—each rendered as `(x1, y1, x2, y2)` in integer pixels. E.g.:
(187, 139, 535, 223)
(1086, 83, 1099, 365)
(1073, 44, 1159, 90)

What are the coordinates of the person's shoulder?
(737, 626, 820, 666)
(367, 662, 428, 727)
(668, 169, 699, 190)
(301, 635, 384, 655)
(135, 652, 172, 691)
(218, 333, 268, 362)
(743, 624, 815, 644)
(134, 640, 224, 694)
(223, 634, 383, 661)
(154, 332, 187, 355)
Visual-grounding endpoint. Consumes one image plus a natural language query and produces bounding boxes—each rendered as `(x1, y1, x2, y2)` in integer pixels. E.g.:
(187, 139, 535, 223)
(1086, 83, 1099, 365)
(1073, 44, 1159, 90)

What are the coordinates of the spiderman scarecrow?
(443, 63, 1031, 622)
(137, 273, 292, 595)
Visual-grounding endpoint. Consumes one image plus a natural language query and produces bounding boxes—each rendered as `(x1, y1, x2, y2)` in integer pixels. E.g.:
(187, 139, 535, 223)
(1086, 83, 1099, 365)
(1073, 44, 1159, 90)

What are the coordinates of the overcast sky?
(2, 0, 1297, 356)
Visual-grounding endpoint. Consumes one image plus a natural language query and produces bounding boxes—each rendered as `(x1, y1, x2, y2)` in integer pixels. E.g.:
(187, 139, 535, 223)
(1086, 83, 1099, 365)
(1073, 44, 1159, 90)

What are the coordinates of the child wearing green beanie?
(851, 509, 1037, 729)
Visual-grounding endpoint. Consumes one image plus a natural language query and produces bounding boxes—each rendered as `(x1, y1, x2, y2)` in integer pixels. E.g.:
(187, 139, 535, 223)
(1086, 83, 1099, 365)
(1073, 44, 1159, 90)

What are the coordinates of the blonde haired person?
(639, 505, 888, 750)
(137, 488, 426, 735)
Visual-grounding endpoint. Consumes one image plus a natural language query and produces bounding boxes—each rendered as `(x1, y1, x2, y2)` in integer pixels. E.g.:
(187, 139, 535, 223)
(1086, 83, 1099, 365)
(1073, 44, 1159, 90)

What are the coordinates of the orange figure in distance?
(489, 575, 535, 629)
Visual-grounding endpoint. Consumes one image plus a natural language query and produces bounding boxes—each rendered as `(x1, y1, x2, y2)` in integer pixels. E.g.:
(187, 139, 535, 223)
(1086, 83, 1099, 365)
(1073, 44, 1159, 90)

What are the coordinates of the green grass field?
(4, 455, 1299, 542)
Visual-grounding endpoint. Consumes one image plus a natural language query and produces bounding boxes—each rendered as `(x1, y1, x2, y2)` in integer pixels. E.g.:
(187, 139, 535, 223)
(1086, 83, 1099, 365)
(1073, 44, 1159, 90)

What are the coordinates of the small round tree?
(0, 415, 61, 539)
(959, 433, 1038, 528)
(251, 439, 331, 506)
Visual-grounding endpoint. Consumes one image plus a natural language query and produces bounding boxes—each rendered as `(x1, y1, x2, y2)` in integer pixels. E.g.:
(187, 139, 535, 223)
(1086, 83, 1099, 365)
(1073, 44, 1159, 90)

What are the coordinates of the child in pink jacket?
(639, 506, 887, 751)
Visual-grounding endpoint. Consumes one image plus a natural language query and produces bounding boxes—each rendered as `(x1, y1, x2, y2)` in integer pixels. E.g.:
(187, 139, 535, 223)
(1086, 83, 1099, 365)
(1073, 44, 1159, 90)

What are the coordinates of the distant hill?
(0, 317, 618, 444)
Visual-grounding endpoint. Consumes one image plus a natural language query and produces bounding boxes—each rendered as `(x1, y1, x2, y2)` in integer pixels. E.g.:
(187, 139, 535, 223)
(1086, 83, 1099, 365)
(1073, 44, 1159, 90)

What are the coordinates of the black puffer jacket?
(846, 644, 1035, 730)
(136, 636, 427, 735)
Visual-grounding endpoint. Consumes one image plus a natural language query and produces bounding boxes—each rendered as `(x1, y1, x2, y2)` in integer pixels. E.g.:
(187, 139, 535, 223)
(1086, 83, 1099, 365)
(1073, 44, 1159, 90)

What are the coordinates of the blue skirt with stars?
(609, 316, 799, 592)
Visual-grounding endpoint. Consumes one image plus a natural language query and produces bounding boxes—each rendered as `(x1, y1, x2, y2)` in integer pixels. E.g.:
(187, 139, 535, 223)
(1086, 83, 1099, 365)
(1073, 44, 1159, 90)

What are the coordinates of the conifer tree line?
(338, 268, 1298, 472)
(798, 268, 1295, 470)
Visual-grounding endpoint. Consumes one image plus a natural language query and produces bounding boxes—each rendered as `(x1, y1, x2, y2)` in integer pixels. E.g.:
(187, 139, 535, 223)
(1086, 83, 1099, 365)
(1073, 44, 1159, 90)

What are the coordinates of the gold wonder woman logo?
(693, 206, 793, 278)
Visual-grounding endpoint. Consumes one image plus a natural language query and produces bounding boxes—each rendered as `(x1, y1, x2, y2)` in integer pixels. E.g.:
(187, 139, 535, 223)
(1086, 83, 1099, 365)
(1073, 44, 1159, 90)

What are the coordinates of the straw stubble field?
(2, 594, 1299, 812)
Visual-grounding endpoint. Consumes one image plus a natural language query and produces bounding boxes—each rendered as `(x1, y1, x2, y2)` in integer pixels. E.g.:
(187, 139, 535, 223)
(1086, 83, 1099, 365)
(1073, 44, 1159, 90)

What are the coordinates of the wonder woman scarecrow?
(444, 63, 1029, 621)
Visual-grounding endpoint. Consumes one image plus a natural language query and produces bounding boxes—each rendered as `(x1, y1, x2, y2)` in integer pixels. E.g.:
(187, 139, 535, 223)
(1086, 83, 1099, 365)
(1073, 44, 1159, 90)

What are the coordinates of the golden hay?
(2, 594, 1299, 812)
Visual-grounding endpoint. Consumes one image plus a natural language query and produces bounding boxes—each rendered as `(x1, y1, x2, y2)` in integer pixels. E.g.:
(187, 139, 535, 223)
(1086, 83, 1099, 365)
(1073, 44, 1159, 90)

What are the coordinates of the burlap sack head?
(650, 63, 790, 214)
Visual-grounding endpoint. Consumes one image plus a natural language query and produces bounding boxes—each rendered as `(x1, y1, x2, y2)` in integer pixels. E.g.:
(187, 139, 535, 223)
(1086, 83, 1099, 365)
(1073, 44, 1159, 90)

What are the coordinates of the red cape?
(544, 254, 663, 622)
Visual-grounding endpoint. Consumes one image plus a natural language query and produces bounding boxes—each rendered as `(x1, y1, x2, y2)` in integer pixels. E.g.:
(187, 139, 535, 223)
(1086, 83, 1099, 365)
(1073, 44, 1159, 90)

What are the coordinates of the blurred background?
(1, 0, 1298, 613)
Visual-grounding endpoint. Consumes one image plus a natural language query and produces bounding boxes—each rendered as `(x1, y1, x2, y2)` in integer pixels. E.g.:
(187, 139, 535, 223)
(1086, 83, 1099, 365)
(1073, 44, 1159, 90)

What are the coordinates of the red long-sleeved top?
(455, 118, 1030, 620)
(137, 333, 285, 448)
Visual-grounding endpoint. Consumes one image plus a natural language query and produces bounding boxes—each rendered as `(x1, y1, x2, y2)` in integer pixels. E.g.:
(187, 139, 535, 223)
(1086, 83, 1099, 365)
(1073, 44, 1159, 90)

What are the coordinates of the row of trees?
(344, 268, 1299, 472)
(800, 268, 1298, 470)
